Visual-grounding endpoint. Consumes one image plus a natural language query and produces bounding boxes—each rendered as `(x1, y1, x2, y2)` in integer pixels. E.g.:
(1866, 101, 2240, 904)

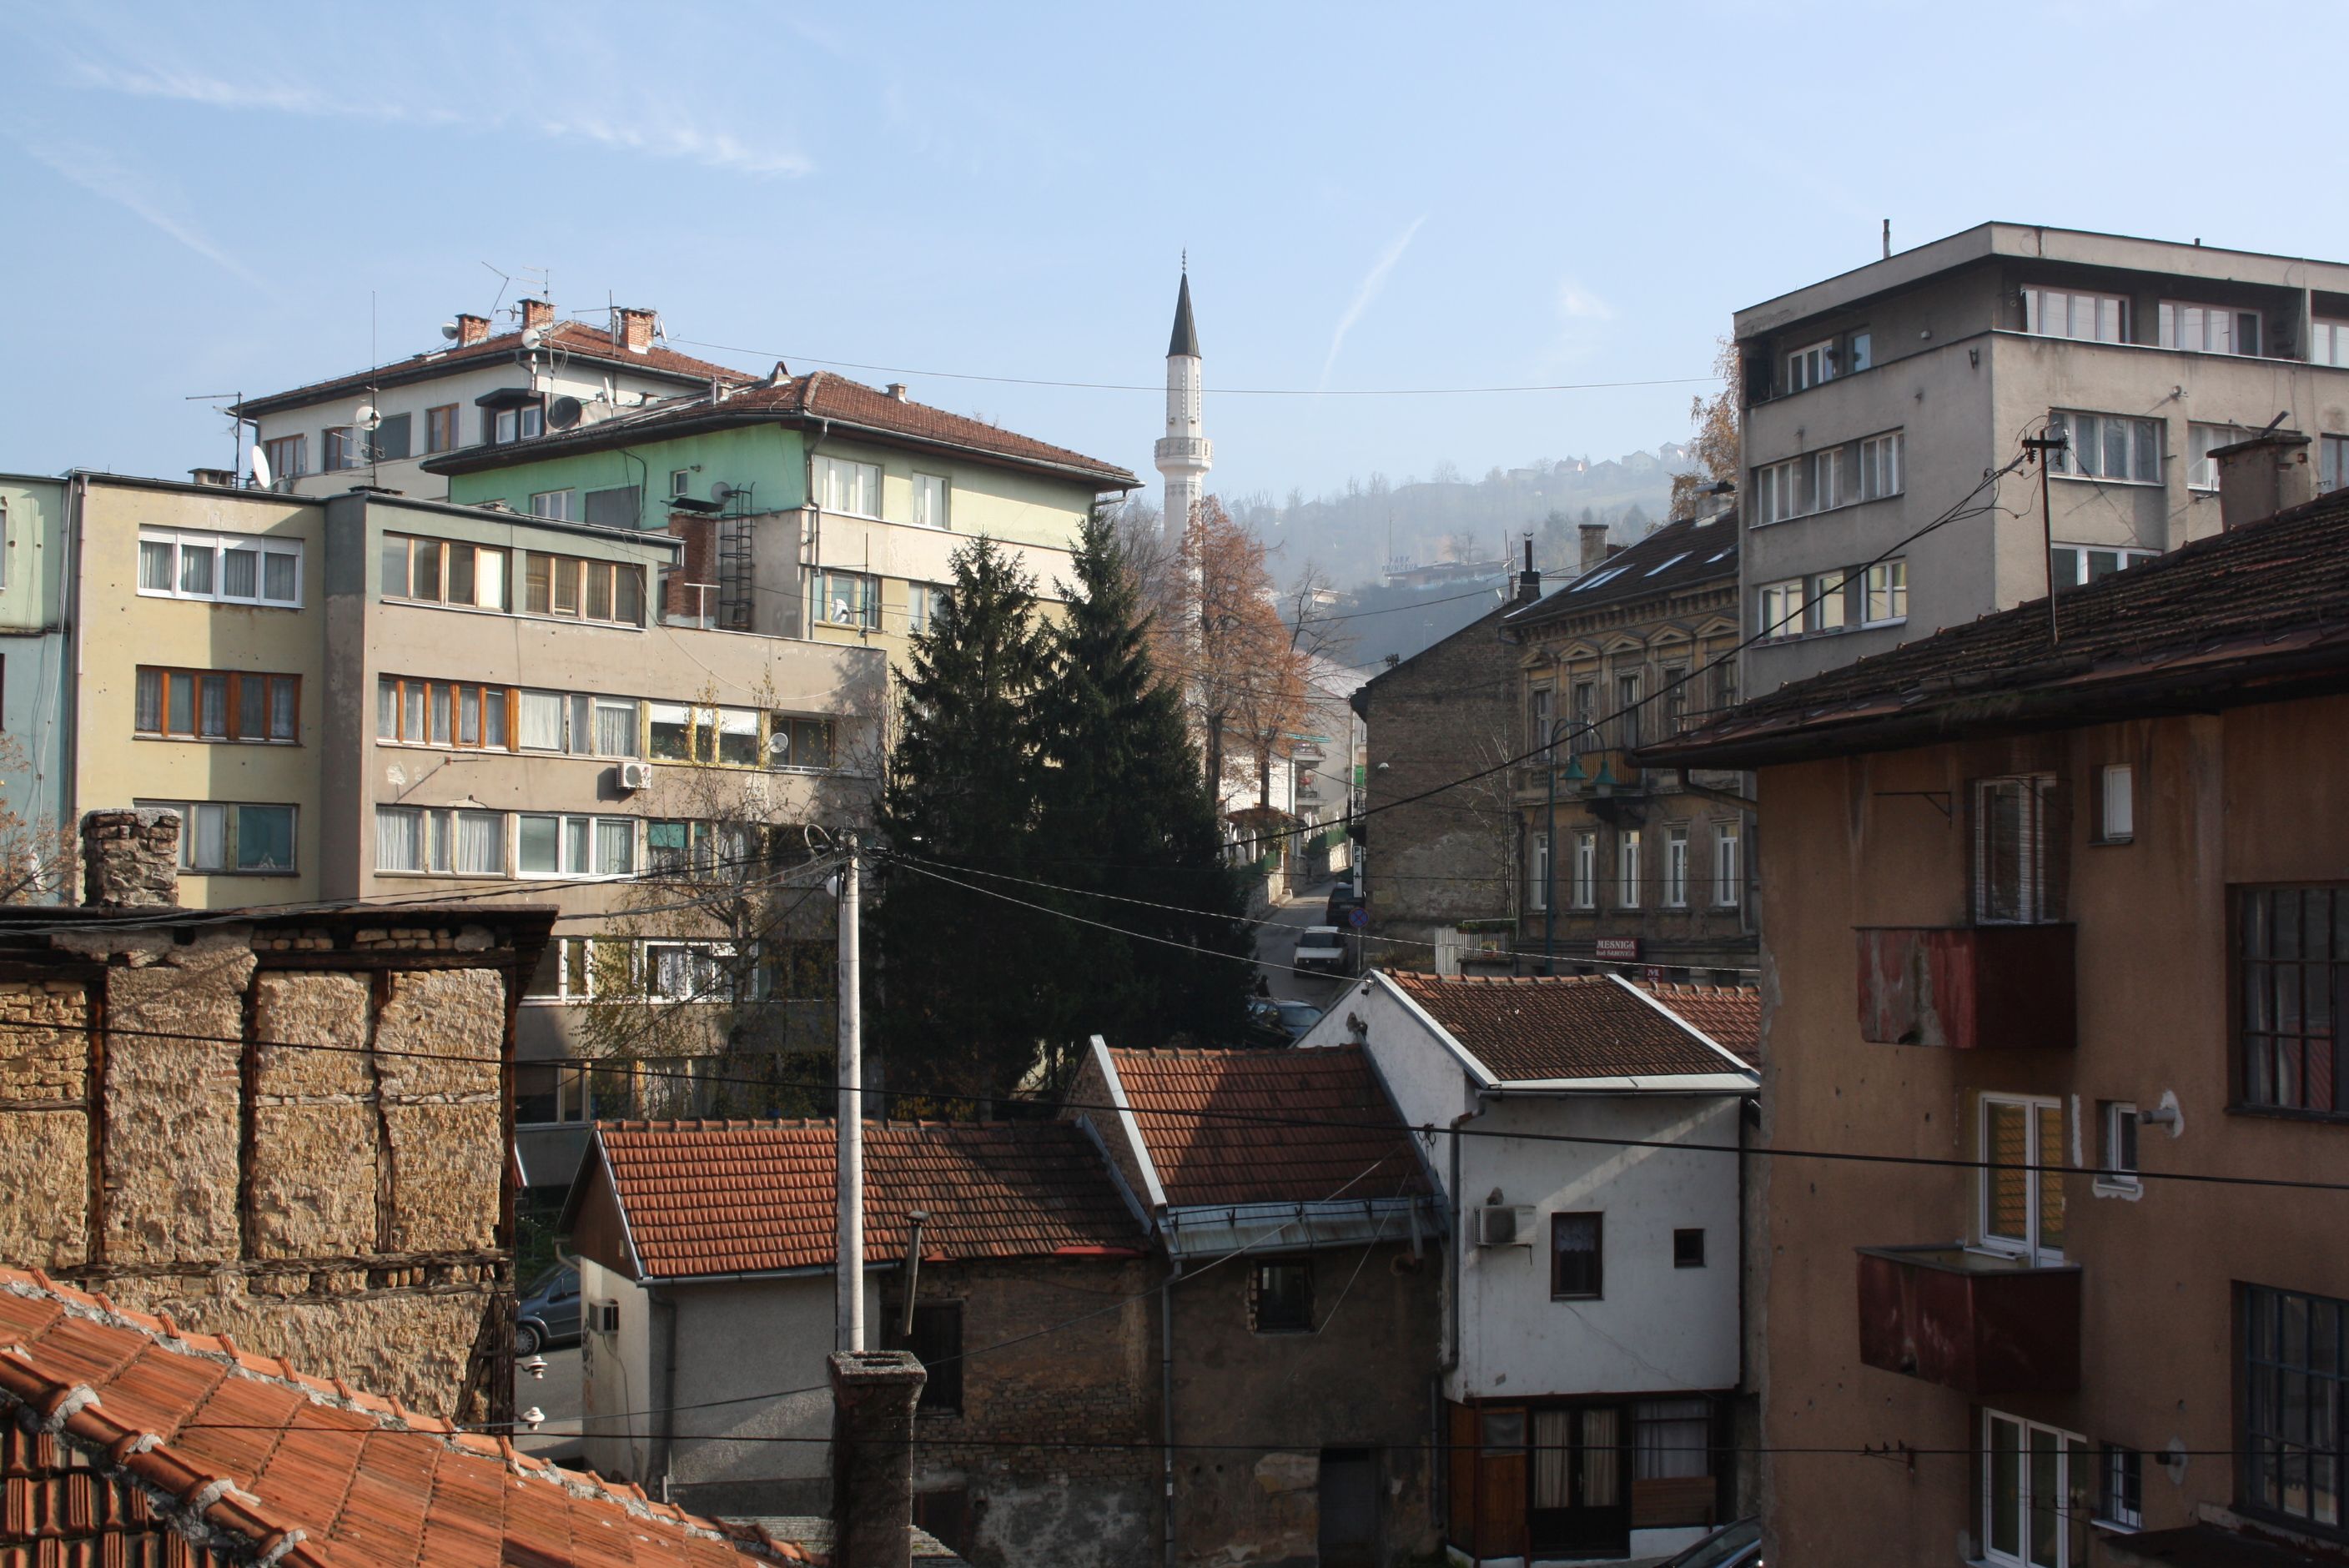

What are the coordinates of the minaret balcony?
(1154, 435, 1213, 469)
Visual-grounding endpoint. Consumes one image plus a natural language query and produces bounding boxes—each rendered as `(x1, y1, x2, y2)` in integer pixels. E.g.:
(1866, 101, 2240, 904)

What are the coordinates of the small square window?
(1672, 1228, 1706, 1269)
(1251, 1259, 1313, 1334)
(2100, 764, 2134, 843)
(2101, 1103, 2140, 1192)
(670, 469, 692, 497)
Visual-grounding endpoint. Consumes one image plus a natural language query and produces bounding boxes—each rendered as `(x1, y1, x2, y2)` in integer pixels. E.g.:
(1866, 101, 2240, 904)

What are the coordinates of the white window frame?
(2323, 433, 2349, 495)
(1980, 1409, 2090, 1568)
(2313, 319, 2349, 369)
(530, 489, 577, 521)
(1755, 460, 1801, 525)
(2023, 286, 2127, 344)
(2048, 545, 2157, 589)
(1616, 828, 1641, 911)
(2101, 1445, 2143, 1531)
(1784, 339, 1834, 392)
(375, 804, 507, 877)
(2159, 300, 2262, 357)
(1662, 826, 1688, 909)
(1758, 578, 1803, 641)
(1570, 832, 1597, 910)
(1979, 1093, 2065, 1264)
(2186, 422, 2248, 491)
(2049, 410, 2162, 485)
(136, 530, 304, 609)
(1974, 774, 2056, 925)
(1858, 431, 1903, 500)
(1808, 571, 1848, 634)
(817, 456, 883, 520)
(1864, 560, 1908, 626)
(1527, 832, 1549, 913)
(912, 473, 950, 530)
(2098, 1101, 2140, 1195)
(135, 799, 298, 876)
(813, 569, 880, 629)
(669, 469, 692, 497)
(515, 812, 639, 880)
(2098, 763, 2133, 844)
(1808, 448, 1843, 513)
(1713, 824, 1741, 907)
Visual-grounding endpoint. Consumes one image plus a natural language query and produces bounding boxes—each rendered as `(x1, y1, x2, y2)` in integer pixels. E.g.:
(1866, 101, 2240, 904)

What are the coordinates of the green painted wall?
(445, 426, 808, 531)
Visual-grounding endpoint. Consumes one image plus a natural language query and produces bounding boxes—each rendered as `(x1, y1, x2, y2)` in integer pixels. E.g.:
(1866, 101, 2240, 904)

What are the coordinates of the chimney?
(1516, 536, 1542, 604)
(885, 383, 908, 402)
(2214, 428, 2314, 530)
(828, 1350, 927, 1568)
(188, 468, 238, 489)
(519, 298, 556, 333)
(454, 314, 491, 347)
(612, 306, 656, 354)
(81, 809, 179, 909)
(1578, 522, 1611, 572)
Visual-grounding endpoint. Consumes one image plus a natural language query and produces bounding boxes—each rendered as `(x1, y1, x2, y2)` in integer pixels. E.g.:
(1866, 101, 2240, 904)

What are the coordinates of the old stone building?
(1506, 507, 1756, 980)
(0, 809, 554, 1422)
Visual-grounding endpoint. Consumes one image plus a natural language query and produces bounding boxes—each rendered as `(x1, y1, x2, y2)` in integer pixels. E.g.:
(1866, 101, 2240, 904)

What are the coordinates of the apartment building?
(1506, 509, 1753, 980)
(232, 299, 750, 500)
(63, 473, 884, 1193)
(423, 367, 1138, 675)
(0, 472, 73, 857)
(1641, 463, 2349, 1567)
(1737, 224, 2349, 691)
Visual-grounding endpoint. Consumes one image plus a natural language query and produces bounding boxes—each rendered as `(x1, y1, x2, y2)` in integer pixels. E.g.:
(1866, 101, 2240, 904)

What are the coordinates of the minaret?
(1154, 263, 1212, 535)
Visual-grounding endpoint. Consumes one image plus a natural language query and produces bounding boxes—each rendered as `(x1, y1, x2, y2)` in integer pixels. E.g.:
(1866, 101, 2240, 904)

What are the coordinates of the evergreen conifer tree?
(872, 535, 1055, 1098)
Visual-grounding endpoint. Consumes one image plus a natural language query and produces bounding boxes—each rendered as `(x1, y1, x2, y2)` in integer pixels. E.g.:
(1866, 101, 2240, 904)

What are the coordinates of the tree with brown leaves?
(1670, 336, 1742, 517)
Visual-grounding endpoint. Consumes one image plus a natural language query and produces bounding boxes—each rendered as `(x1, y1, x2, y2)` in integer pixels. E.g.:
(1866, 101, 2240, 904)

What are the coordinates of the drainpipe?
(61, 474, 86, 858)
(1161, 1249, 1181, 1568)
(649, 1284, 679, 1496)
(1436, 1108, 1475, 1554)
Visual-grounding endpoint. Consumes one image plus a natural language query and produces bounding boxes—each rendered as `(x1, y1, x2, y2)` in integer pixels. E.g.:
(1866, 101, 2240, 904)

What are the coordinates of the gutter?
(61, 474, 84, 848)
(648, 1283, 678, 1497)
(1161, 1252, 1180, 1568)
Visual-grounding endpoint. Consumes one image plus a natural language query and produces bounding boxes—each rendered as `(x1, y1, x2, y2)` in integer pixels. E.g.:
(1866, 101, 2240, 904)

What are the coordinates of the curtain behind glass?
(375, 808, 421, 872)
(455, 812, 502, 875)
(1532, 1411, 1571, 1508)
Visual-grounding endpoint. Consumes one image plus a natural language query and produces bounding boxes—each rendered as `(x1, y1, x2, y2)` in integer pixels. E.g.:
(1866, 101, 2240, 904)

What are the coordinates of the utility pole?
(836, 832, 863, 1353)
(2021, 434, 2070, 645)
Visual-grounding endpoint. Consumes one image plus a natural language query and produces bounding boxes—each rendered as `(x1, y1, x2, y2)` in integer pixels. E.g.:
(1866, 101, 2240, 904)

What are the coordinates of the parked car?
(1245, 995, 1326, 1043)
(516, 1264, 581, 1355)
(1324, 886, 1365, 926)
(1292, 925, 1348, 975)
(1270, 998, 1324, 1039)
(1659, 1518, 1761, 1568)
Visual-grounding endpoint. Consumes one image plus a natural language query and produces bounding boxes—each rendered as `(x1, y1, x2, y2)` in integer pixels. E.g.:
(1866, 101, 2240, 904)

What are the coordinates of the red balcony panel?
(1856, 1245, 2080, 1395)
(1854, 925, 2075, 1049)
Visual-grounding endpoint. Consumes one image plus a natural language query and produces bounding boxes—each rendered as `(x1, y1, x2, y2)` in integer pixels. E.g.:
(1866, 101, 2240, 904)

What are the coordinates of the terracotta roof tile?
(1104, 1046, 1431, 1208)
(1506, 510, 1741, 627)
(1389, 972, 1757, 1082)
(594, 1119, 1145, 1279)
(0, 1269, 800, 1567)
(1641, 983, 1763, 1065)
(235, 319, 752, 416)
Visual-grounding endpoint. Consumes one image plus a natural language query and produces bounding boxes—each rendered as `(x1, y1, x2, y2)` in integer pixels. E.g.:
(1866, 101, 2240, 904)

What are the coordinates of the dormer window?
(478, 388, 546, 445)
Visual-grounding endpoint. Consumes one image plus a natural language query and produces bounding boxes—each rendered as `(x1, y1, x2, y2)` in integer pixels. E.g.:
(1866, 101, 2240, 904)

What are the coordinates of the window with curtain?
(2238, 886, 2348, 1117)
(375, 807, 425, 873)
(595, 697, 640, 758)
(2048, 410, 2162, 484)
(519, 691, 566, 751)
(133, 668, 300, 745)
(1550, 1213, 1602, 1299)
(140, 801, 292, 874)
(1633, 1400, 1710, 1480)
(1974, 775, 2057, 924)
(454, 812, 503, 876)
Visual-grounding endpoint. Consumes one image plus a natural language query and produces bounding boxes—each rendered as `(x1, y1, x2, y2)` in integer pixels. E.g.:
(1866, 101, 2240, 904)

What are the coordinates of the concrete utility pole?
(837, 833, 864, 1353)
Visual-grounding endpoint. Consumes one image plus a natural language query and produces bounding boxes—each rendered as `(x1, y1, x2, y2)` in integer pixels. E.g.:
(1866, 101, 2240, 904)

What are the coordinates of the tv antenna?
(185, 391, 247, 482)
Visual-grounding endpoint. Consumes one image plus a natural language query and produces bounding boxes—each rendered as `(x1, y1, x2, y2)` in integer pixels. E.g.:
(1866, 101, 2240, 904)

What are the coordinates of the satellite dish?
(546, 395, 584, 430)
(521, 325, 547, 350)
(440, 322, 460, 341)
(355, 403, 380, 430)
(710, 481, 736, 505)
(249, 444, 272, 490)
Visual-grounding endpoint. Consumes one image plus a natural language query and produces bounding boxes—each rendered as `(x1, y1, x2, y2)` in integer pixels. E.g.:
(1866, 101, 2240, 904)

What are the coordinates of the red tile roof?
(1505, 510, 1741, 629)
(0, 1269, 802, 1567)
(234, 319, 753, 416)
(1388, 972, 1758, 1083)
(1104, 1046, 1432, 1209)
(1642, 983, 1763, 1065)
(1637, 483, 2349, 771)
(425, 369, 1137, 487)
(589, 1120, 1144, 1279)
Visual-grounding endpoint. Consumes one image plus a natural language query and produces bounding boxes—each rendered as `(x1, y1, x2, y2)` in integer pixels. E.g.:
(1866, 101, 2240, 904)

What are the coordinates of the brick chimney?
(81, 809, 179, 908)
(1578, 522, 1612, 572)
(453, 314, 491, 347)
(612, 307, 656, 354)
(1516, 536, 1542, 604)
(828, 1350, 926, 1568)
(519, 298, 556, 333)
(2214, 429, 2314, 530)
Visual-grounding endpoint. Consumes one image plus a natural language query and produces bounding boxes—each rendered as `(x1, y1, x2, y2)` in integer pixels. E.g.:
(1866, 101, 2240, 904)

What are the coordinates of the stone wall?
(0, 906, 552, 1422)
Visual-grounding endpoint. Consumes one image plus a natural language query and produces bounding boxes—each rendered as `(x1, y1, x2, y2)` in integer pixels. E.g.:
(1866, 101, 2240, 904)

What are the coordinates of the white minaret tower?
(1154, 262, 1211, 535)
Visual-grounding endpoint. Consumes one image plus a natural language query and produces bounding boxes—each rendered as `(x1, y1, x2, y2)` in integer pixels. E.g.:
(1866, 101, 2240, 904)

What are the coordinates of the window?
(2101, 1445, 2142, 1530)
(493, 404, 544, 445)
(2160, 301, 2262, 357)
(813, 570, 880, 629)
(1528, 832, 1550, 913)
(1713, 824, 1742, 907)
(886, 1301, 964, 1414)
(2186, 422, 2251, 490)
(817, 456, 883, 518)
(1980, 1094, 2065, 1263)
(530, 936, 636, 1003)
(1550, 1213, 1602, 1299)
(1571, 832, 1597, 910)
(137, 530, 303, 608)
(1854, 430, 1904, 500)
(1849, 331, 1873, 371)
(262, 434, 307, 481)
(2099, 1102, 2140, 1192)
(530, 489, 577, 521)
(381, 535, 508, 609)
(2048, 410, 2161, 484)
(1617, 830, 1641, 910)
(1974, 775, 2057, 924)
(135, 667, 299, 744)
(1755, 459, 1799, 525)
(522, 552, 645, 625)
(669, 469, 692, 497)
(1758, 578, 1803, 641)
(375, 806, 504, 876)
(644, 941, 731, 1002)
(1808, 448, 1843, 513)
(516, 814, 636, 878)
(1864, 560, 1908, 626)
(2315, 320, 2349, 368)
(2238, 886, 2349, 1116)
(1672, 1228, 1704, 1269)
(1252, 1260, 1313, 1333)
(424, 405, 458, 454)
(1660, 667, 1688, 736)
(1663, 827, 1688, 908)
(322, 426, 360, 471)
(913, 473, 949, 529)
(1809, 570, 1849, 633)
(647, 820, 740, 878)
(1785, 339, 1835, 391)
(2242, 1284, 2346, 1531)
(514, 691, 637, 756)
(2097, 764, 2133, 843)
(378, 678, 515, 751)
(137, 801, 295, 875)
(907, 582, 948, 636)
(1615, 672, 1640, 749)
(2048, 545, 2157, 589)
(2023, 286, 2127, 344)
(2326, 435, 2349, 495)
(584, 486, 641, 529)
(1981, 1410, 2091, 1568)
(1529, 686, 1554, 757)
(644, 703, 773, 767)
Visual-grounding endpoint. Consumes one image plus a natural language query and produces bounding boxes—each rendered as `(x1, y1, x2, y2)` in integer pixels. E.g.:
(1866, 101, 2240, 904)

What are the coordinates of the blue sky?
(6, 2, 2346, 510)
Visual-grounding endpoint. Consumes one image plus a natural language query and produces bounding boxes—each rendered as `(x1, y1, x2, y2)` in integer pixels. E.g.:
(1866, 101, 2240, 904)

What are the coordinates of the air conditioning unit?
(1476, 1205, 1537, 1248)
(586, 1300, 620, 1334)
(614, 761, 654, 792)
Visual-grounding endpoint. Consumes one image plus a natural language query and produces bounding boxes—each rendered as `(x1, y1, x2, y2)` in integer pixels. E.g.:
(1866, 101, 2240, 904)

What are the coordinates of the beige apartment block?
(1736, 224, 2349, 692)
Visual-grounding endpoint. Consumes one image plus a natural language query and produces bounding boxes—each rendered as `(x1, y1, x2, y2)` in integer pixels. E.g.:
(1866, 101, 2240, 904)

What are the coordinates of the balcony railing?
(1854, 925, 2075, 1050)
(1857, 1245, 2081, 1394)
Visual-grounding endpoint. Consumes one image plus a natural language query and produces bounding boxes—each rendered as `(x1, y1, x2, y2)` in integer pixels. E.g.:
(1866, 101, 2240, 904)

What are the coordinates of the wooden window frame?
(424, 404, 459, 454)
(134, 666, 301, 745)
(1979, 1093, 2065, 1264)
(2235, 885, 2349, 1119)
(1550, 1212, 1603, 1299)
(1250, 1259, 1315, 1334)
(378, 677, 516, 751)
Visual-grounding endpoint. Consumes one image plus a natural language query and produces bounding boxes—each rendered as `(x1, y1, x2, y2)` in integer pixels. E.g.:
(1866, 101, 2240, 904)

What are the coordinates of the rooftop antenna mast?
(184, 393, 246, 483)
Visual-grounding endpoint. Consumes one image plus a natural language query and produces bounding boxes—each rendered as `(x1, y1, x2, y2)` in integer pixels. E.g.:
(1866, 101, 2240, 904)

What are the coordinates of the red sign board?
(1593, 937, 1642, 962)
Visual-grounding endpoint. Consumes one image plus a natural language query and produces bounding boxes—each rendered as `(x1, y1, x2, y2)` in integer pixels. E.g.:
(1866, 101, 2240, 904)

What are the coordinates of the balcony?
(1856, 1245, 2080, 1394)
(1854, 925, 2075, 1050)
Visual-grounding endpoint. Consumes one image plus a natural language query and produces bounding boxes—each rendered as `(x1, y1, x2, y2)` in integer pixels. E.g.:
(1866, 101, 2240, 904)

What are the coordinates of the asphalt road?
(1254, 877, 1351, 1013)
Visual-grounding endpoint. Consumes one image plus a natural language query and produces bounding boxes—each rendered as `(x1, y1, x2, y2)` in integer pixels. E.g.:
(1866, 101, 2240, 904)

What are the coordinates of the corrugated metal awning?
(1159, 1196, 1440, 1260)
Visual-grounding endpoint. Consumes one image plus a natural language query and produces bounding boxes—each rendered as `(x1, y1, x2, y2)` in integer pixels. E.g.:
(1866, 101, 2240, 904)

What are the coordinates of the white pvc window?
(516, 814, 637, 878)
(913, 473, 950, 529)
(1784, 339, 1835, 391)
(1980, 1093, 2065, 1263)
(2313, 319, 2349, 368)
(2098, 763, 2134, 843)
(2159, 301, 2261, 357)
(1864, 560, 1908, 626)
(1662, 827, 1688, 908)
(1755, 460, 1800, 525)
(817, 456, 883, 518)
(1616, 829, 1641, 911)
(1982, 1410, 2090, 1568)
(530, 489, 577, 521)
(2023, 286, 2126, 344)
(1758, 579, 1803, 641)
(1713, 824, 1741, 907)
(2187, 422, 2247, 490)
(1859, 432, 1902, 500)
(137, 530, 303, 608)
(2048, 410, 2160, 485)
(2049, 545, 2156, 588)
(1570, 832, 1597, 910)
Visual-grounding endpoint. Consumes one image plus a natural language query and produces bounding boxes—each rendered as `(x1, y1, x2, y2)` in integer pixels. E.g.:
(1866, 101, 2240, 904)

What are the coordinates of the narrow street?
(1252, 875, 1351, 1008)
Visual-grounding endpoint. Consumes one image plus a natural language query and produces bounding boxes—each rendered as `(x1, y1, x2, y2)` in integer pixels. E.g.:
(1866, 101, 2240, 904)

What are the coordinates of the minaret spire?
(1154, 262, 1211, 535)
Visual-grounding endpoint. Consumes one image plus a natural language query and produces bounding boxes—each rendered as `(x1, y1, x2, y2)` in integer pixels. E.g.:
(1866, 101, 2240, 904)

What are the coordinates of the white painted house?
(1296, 970, 1760, 1566)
